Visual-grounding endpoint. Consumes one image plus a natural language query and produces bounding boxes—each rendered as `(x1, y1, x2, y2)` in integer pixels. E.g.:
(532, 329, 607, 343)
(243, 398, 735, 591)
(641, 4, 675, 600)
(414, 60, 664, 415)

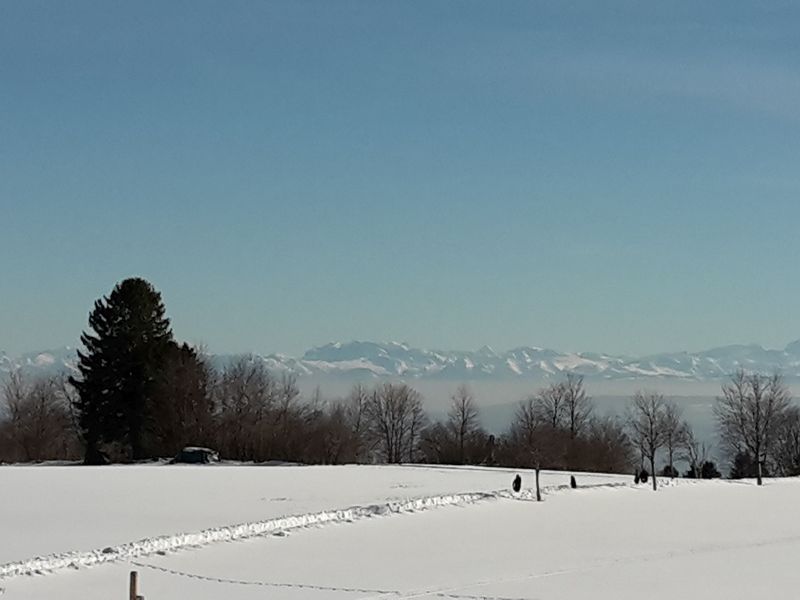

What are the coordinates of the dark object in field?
(639, 469, 649, 484)
(512, 474, 522, 492)
(171, 446, 220, 464)
(634, 472, 640, 484)
(84, 446, 110, 465)
(570, 475, 577, 489)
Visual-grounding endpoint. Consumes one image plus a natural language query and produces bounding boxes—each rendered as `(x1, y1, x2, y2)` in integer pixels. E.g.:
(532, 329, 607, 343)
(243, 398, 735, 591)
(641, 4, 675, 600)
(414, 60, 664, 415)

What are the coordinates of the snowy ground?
(2, 465, 797, 599)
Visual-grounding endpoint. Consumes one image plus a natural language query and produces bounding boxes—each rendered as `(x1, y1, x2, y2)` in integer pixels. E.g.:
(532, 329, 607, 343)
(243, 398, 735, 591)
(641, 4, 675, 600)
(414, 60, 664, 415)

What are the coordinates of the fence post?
(129, 571, 138, 600)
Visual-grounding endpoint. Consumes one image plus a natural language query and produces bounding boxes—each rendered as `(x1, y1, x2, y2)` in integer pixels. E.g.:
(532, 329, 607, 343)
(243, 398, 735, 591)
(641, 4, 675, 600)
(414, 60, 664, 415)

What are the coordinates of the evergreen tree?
(729, 451, 764, 480)
(685, 461, 721, 479)
(69, 278, 174, 463)
(701, 461, 722, 479)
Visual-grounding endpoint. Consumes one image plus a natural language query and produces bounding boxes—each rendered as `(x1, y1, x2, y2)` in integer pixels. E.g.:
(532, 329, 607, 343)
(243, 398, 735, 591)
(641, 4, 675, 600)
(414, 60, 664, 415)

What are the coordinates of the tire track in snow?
(0, 482, 626, 582)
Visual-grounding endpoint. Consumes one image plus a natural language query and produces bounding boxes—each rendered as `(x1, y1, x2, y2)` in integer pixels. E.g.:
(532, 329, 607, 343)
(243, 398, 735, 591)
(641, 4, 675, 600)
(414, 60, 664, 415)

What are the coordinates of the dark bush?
(685, 461, 722, 479)
(660, 465, 679, 478)
(729, 452, 762, 479)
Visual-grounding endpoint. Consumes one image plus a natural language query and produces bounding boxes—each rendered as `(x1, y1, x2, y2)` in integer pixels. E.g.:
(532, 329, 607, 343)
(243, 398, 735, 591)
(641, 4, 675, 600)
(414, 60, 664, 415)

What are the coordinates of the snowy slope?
(2, 466, 798, 600)
(0, 464, 625, 565)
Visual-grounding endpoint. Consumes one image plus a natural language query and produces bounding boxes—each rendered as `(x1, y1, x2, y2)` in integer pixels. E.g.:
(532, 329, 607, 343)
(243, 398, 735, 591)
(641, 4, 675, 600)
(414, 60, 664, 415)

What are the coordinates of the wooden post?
(535, 465, 541, 502)
(129, 571, 138, 600)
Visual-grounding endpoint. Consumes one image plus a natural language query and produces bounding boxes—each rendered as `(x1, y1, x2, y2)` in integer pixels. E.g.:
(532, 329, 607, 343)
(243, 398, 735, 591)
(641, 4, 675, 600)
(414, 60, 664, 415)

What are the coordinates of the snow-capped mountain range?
(4, 340, 800, 382)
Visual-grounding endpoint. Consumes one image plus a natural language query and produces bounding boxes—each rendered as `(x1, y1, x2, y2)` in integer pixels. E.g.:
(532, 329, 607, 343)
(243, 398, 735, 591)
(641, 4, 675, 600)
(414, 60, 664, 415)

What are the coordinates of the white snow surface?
(2, 465, 799, 599)
(0, 464, 622, 565)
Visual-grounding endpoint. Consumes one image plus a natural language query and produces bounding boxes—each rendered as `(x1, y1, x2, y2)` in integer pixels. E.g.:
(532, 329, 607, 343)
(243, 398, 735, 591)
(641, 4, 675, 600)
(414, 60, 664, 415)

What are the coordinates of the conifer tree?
(69, 278, 173, 463)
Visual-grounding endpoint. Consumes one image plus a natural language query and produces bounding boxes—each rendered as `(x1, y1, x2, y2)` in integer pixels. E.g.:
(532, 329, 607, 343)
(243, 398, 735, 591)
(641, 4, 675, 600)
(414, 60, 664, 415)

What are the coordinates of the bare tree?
(511, 398, 539, 453)
(213, 356, 277, 461)
(274, 373, 302, 460)
(771, 405, 800, 477)
(714, 370, 790, 485)
(447, 384, 481, 464)
(627, 391, 667, 491)
(498, 387, 632, 479)
(584, 415, 633, 474)
(534, 382, 566, 430)
(661, 401, 688, 477)
(345, 383, 369, 462)
(563, 373, 592, 438)
(419, 422, 449, 464)
(298, 390, 361, 466)
(418, 385, 489, 466)
(681, 425, 710, 479)
(309, 384, 372, 465)
(508, 398, 559, 500)
(1, 371, 80, 462)
(534, 374, 591, 438)
(364, 383, 426, 463)
(517, 398, 543, 500)
(2, 370, 27, 414)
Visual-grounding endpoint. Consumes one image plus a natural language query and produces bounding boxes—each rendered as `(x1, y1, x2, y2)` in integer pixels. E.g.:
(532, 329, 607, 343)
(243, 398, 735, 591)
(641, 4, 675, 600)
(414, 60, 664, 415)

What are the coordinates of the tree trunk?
(83, 441, 106, 465)
(650, 456, 657, 491)
(535, 465, 541, 502)
(757, 460, 763, 486)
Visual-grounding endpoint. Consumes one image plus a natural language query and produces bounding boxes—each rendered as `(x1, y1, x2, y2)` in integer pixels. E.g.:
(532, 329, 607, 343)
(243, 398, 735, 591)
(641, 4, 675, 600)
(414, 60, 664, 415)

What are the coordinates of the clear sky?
(2, 1, 799, 357)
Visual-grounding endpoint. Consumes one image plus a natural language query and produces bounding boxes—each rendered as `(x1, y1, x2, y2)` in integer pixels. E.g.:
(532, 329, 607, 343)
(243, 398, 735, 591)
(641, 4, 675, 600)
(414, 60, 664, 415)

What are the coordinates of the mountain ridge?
(4, 339, 800, 382)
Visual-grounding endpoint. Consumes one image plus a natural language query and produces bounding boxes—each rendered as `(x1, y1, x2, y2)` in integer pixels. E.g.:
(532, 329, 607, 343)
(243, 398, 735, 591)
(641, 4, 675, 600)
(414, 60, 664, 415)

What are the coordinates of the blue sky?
(2, 1, 800, 357)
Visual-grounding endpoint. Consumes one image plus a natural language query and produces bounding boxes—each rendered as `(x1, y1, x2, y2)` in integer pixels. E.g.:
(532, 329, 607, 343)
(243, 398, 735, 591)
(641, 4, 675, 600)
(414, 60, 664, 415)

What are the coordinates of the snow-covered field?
(2, 465, 797, 599)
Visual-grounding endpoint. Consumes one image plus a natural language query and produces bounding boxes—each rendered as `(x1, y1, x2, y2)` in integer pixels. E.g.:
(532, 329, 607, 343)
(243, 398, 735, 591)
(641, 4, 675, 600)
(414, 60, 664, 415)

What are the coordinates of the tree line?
(1, 278, 798, 484)
(0, 359, 632, 471)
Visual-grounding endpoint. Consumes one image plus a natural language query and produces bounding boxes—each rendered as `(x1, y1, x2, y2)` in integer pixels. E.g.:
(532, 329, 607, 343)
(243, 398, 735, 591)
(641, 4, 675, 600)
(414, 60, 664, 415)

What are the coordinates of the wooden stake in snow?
(535, 464, 541, 502)
(129, 570, 144, 600)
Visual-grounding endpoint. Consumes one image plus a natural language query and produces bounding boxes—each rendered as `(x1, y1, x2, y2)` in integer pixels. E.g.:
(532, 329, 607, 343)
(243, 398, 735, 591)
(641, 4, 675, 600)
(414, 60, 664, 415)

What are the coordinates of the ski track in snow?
(0, 482, 627, 582)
